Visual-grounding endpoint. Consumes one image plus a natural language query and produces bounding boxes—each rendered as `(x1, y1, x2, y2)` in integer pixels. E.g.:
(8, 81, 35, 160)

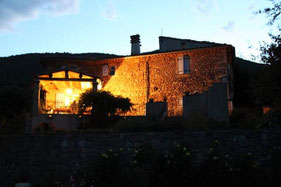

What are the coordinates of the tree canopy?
(255, 1, 281, 107)
(258, 0, 281, 26)
(78, 90, 133, 128)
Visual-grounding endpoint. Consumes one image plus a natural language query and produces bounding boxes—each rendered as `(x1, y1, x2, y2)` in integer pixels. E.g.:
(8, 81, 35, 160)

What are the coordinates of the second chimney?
(130, 34, 141, 55)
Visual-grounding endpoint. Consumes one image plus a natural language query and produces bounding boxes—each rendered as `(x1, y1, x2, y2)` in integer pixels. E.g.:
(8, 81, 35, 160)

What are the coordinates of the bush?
(78, 90, 132, 128)
(64, 141, 281, 187)
(70, 148, 134, 187)
(0, 115, 27, 134)
(230, 107, 260, 129)
(149, 143, 196, 187)
(258, 107, 281, 128)
(0, 85, 32, 134)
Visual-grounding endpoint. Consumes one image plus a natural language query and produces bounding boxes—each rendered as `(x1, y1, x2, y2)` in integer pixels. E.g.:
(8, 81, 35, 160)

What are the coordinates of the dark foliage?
(254, 1, 281, 108)
(255, 33, 281, 107)
(78, 90, 132, 128)
(258, 0, 281, 26)
(64, 141, 281, 187)
(0, 85, 32, 133)
(233, 58, 264, 107)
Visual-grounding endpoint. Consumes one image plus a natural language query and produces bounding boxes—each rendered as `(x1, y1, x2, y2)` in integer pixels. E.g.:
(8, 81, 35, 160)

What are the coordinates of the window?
(177, 55, 190, 74)
(102, 64, 109, 76)
(179, 97, 183, 107)
(109, 66, 116, 75)
(55, 93, 65, 108)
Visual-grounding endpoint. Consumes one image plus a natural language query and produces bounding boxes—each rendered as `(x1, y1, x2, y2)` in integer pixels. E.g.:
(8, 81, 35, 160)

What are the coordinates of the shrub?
(66, 141, 281, 186)
(0, 85, 32, 134)
(258, 107, 281, 128)
(149, 143, 196, 187)
(0, 115, 27, 134)
(196, 140, 235, 186)
(230, 107, 259, 129)
(71, 148, 134, 187)
(78, 90, 132, 128)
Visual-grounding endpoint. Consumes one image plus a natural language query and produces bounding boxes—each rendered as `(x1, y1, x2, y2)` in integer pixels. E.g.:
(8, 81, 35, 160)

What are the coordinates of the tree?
(78, 90, 132, 128)
(256, 33, 281, 106)
(258, 0, 281, 26)
(255, 1, 281, 107)
(0, 85, 32, 133)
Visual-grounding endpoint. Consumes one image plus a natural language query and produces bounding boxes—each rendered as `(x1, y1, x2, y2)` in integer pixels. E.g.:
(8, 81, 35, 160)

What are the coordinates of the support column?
(32, 79, 40, 115)
(92, 79, 98, 92)
(29, 79, 40, 133)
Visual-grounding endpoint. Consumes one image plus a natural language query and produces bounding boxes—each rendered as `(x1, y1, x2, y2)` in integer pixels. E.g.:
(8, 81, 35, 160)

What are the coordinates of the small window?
(179, 97, 183, 107)
(177, 55, 190, 74)
(109, 66, 115, 75)
(178, 57, 184, 74)
(102, 64, 109, 76)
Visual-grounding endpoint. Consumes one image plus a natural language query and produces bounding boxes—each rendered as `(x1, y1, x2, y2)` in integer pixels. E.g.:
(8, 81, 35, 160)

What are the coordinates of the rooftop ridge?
(159, 36, 227, 46)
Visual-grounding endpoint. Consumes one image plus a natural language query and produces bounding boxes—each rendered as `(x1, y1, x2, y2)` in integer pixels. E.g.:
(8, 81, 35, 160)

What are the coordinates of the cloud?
(248, 4, 255, 10)
(191, 0, 218, 15)
(222, 21, 235, 32)
(0, 0, 80, 31)
(102, 0, 117, 21)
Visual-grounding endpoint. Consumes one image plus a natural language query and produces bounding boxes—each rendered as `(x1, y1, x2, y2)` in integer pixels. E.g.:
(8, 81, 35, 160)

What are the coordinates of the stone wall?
(90, 46, 233, 116)
(1, 130, 281, 186)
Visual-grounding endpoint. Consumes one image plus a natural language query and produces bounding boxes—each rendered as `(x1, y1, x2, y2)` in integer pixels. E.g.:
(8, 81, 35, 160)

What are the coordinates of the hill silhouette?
(233, 57, 265, 106)
(0, 52, 118, 86)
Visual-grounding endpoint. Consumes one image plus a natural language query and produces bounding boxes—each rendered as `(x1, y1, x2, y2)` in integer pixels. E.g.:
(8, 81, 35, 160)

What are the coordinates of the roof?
(40, 37, 234, 64)
(35, 68, 98, 81)
(159, 36, 226, 46)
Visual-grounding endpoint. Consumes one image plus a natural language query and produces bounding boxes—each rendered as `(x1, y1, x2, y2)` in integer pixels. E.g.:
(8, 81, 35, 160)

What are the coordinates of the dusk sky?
(0, 0, 276, 62)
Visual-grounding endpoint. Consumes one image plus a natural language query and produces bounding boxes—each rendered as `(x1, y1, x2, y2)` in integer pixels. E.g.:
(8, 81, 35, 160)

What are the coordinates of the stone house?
(32, 35, 235, 129)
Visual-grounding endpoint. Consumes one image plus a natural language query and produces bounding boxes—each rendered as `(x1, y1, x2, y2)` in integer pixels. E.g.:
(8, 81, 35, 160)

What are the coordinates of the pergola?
(33, 69, 101, 115)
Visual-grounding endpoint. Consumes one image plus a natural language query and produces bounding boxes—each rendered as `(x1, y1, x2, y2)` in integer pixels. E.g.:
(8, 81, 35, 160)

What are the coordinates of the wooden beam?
(36, 78, 95, 82)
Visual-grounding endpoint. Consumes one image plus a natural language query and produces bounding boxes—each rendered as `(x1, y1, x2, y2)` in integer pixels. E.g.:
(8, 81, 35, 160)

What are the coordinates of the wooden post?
(32, 79, 40, 115)
(92, 79, 98, 92)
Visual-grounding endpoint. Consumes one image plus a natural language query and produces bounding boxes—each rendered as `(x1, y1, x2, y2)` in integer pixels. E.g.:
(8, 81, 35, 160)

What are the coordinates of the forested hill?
(0, 53, 118, 86)
(233, 57, 265, 106)
(235, 57, 265, 75)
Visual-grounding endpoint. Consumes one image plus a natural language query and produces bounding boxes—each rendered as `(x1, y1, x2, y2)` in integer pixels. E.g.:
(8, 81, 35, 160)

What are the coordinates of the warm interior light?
(81, 82, 92, 90)
(39, 77, 101, 114)
(66, 88, 73, 95)
(97, 79, 102, 90)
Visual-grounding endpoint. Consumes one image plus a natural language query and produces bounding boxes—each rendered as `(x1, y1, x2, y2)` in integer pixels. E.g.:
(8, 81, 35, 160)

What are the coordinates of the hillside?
(233, 57, 265, 106)
(235, 57, 265, 76)
(0, 53, 118, 86)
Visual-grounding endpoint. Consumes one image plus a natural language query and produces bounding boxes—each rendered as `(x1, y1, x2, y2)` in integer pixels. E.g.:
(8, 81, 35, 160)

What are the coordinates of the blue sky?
(0, 0, 276, 61)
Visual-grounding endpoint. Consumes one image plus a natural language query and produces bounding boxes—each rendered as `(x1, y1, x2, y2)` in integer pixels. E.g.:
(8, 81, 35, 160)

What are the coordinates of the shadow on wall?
(183, 83, 229, 124)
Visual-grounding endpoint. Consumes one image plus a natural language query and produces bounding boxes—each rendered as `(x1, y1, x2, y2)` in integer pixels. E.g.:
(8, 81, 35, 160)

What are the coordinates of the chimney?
(130, 34, 141, 55)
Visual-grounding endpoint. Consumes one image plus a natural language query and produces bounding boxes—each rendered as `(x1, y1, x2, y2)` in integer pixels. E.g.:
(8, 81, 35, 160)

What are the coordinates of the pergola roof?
(35, 68, 98, 82)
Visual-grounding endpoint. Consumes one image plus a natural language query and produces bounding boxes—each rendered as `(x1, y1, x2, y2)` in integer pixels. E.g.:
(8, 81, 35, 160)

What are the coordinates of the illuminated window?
(56, 93, 65, 108)
(109, 66, 116, 75)
(177, 55, 190, 74)
(102, 64, 109, 76)
(37, 70, 98, 115)
(179, 97, 183, 107)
